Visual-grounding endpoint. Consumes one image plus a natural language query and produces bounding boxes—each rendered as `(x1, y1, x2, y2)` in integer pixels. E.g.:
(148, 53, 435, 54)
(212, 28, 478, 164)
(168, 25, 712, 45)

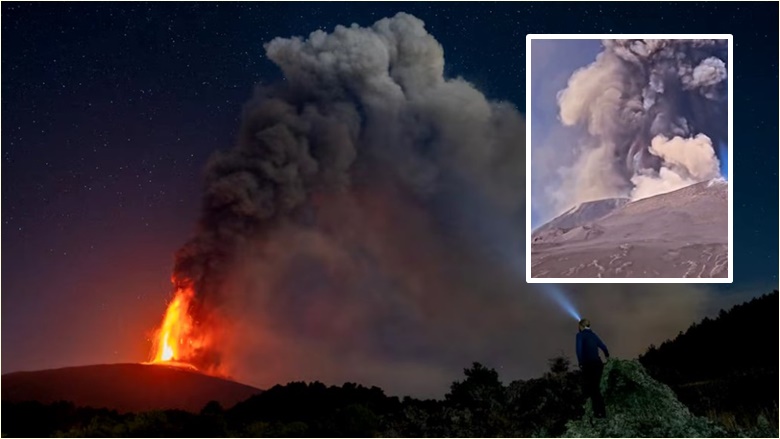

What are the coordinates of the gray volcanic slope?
(532, 197, 630, 243)
(531, 179, 728, 278)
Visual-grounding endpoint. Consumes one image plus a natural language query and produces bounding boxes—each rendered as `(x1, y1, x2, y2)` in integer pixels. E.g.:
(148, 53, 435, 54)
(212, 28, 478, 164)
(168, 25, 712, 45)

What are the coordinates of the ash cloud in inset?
(533, 38, 728, 220)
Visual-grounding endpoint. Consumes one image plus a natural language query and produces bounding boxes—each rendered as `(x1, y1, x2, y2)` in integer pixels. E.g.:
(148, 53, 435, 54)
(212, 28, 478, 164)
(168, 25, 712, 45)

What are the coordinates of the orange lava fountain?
(148, 286, 199, 368)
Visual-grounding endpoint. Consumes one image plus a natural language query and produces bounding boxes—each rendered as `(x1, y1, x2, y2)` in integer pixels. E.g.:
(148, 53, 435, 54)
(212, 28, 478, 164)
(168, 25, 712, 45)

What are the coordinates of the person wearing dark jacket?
(576, 318, 609, 418)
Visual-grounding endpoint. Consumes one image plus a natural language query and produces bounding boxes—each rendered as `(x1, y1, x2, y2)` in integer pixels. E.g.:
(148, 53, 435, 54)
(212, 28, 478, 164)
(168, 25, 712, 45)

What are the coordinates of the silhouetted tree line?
(1, 359, 584, 437)
(2, 290, 776, 437)
(639, 290, 778, 427)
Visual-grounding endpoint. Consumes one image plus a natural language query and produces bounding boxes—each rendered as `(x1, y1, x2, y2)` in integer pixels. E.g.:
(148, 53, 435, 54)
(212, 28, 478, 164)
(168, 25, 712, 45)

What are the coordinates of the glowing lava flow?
(149, 286, 198, 367)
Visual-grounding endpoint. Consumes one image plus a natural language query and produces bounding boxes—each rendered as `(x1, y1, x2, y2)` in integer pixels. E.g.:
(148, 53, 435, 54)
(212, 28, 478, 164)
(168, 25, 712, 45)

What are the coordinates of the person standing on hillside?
(576, 318, 610, 418)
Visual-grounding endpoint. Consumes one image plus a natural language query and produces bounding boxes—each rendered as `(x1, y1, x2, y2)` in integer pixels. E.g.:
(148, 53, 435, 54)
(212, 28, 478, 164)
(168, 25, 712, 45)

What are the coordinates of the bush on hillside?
(564, 359, 726, 438)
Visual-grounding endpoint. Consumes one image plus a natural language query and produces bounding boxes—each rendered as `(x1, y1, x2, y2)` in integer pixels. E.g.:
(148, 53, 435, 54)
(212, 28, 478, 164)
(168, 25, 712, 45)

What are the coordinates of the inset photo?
(526, 36, 732, 282)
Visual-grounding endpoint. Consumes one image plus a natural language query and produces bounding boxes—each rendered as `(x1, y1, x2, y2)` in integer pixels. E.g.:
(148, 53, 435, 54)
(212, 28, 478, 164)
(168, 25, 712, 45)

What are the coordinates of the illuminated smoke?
(168, 12, 525, 373)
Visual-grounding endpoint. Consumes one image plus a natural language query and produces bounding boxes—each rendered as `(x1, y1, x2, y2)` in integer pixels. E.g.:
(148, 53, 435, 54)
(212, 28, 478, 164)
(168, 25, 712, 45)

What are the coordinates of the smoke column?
(168, 13, 525, 373)
(543, 39, 728, 215)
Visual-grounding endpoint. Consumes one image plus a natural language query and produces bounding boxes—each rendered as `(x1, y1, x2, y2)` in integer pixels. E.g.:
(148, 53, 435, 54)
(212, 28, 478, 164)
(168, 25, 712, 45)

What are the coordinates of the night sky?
(2, 2, 778, 386)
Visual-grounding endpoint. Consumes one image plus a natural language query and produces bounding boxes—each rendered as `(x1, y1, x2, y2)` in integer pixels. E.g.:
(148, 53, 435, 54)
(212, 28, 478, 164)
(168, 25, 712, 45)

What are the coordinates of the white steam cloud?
(631, 134, 721, 200)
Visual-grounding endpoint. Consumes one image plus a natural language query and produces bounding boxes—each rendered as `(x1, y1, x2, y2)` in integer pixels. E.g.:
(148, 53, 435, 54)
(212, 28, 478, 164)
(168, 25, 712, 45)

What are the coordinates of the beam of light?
(538, 284, 581, 321)
(719, 142, 728, 180)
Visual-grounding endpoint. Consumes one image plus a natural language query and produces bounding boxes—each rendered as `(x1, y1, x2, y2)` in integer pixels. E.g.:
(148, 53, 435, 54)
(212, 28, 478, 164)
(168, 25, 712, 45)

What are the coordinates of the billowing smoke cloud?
(541, 39, 727, 217)
(169, 20, 736, 396)
(631, 134, 721, 200)
(171, 12, 525, 374)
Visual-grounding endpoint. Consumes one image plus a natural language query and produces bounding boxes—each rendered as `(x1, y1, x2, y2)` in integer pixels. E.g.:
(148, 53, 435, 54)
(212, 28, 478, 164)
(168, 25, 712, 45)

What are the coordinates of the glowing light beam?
(538, 284, 581, 321)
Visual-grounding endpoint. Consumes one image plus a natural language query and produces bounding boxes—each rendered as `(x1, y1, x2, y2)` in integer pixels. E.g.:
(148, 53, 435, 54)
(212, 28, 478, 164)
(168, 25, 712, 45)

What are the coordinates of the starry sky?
(2, 2, 778, 377)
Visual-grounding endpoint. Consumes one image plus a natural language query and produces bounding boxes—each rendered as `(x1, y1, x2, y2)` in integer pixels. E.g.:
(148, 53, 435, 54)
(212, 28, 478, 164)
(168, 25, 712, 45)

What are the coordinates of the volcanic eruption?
(148, 284, 209, 372)
(528, 38, 730, 279)
(533, 38, 729, 221)
(145, 12, 527, 382)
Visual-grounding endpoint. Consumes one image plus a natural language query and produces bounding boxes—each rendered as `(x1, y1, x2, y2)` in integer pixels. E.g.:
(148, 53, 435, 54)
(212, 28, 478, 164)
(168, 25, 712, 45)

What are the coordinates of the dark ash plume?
(171, 12, 525, 372)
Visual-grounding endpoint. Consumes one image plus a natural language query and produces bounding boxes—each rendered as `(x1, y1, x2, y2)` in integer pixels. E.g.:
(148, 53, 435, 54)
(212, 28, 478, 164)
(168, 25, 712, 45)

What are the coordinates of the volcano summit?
(531, 179, 728, 279)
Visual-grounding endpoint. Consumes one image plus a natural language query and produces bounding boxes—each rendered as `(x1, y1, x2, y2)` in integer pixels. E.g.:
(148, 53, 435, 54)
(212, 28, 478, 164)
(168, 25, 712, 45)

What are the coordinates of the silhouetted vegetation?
(640, 290, 778, 432)
(2, 360, 584, 438)
(2, 291, 777, 437)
